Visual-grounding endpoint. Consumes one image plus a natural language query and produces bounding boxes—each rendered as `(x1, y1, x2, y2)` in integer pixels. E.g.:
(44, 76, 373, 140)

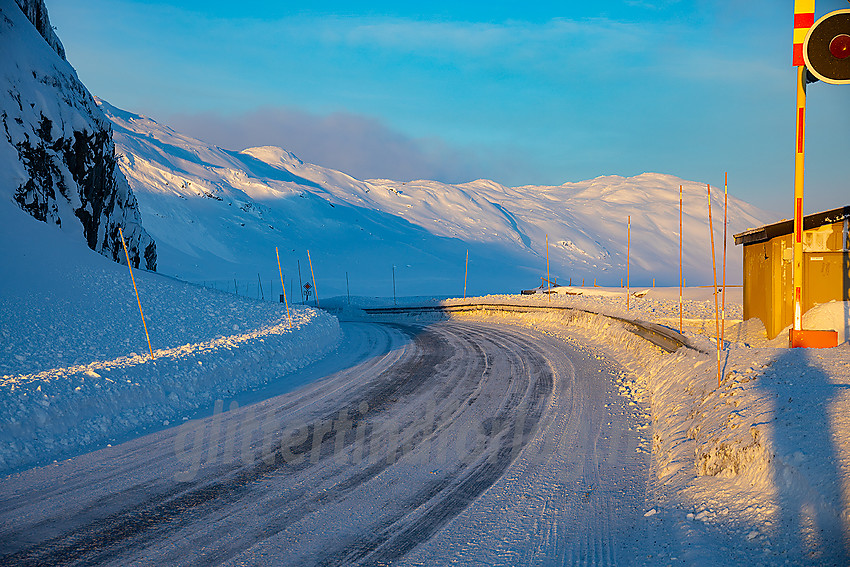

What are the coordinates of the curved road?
(0, 319, 651, 566)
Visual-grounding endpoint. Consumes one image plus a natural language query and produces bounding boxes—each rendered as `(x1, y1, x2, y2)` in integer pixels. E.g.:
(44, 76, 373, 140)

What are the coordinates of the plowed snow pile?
(446, 288, 850, 565)
(0, 201, 341, 474)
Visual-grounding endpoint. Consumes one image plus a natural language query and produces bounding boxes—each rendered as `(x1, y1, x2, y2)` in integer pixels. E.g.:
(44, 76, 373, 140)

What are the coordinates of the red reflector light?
(830, 34, 850, 59)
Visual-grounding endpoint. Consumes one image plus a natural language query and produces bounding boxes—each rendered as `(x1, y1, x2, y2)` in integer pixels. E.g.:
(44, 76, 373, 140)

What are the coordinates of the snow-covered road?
(0, 320, 651, 566)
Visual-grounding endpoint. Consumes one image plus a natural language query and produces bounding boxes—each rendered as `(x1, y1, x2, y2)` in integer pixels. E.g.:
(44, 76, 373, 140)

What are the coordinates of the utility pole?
(297, 259, 304, 304)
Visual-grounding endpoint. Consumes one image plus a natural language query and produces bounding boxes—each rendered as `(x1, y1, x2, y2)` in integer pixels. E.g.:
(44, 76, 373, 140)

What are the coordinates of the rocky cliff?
(1, 0, 156, 269)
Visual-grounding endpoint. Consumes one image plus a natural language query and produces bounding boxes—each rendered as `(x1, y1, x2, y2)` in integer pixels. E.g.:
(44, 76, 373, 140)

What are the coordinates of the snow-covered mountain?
(104, 99, 776, 298)
(0, 0, 155, 269)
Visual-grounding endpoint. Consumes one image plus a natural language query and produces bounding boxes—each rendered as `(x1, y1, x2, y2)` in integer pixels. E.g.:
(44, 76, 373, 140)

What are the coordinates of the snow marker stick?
(545, 234, 550, 302)
(462, 253, 468, 298)
(707, 185, 721, 387)
(307, 250, 319, 308)
(276, 247, 292, 329)
(626, 216, 631, 311)
(118, 227, 153, 359)
(680, 184, 683, 333)
(722, 173, 728, 347)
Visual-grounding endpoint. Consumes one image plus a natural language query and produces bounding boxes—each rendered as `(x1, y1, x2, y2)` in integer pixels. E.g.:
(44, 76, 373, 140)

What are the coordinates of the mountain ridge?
(100, 98, 777, 297)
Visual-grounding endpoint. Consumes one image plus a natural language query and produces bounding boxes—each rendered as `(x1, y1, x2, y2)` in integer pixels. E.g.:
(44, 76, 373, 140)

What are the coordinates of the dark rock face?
(2, 0, 156, 270)
(14, 0, 64, 59)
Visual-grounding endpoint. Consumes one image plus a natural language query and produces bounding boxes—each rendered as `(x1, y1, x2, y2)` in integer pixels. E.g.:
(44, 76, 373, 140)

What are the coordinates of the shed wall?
(743, 219, 849, 339)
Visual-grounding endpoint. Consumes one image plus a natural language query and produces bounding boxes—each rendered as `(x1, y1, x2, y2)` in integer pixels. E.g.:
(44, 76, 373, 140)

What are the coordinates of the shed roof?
(734, 205, 850, 246)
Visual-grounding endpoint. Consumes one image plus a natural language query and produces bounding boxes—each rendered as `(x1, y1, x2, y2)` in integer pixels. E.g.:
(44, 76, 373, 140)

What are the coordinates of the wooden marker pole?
(307, 250, 319, 308)
(119, 227, 153, 359)
(722, 173, 728, 345)
(707, 185, 721, 387)
(545, 234, 551, 302)
(626, 216, 631, 311)
(276, 247, 292, 328)
(679, 184, 684, 333)
(464, 249, 469, 299)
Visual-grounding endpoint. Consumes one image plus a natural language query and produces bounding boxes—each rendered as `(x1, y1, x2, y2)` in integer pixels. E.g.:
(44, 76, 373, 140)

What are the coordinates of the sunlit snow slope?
(103, 100, 778, 298)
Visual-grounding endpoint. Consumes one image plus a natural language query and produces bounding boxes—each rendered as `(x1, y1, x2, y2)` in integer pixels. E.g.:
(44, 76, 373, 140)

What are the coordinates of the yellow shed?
(734, 206, 849, 340)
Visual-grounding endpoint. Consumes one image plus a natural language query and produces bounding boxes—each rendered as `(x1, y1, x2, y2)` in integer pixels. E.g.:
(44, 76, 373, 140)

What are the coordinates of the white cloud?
(163, 106, 521, 184)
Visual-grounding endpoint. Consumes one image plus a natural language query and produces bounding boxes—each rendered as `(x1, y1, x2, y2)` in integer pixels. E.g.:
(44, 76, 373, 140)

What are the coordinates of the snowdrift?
(0, 201, 341, 474)
(438, 293, 850, 563)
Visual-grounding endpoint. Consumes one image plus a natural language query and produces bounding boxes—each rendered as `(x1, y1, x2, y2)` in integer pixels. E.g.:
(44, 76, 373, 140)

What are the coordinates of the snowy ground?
(419, 288, 850, 565)
(0, 201, 341, 474)
(2, 192, 849, 563)
(1, 318, 654, 566)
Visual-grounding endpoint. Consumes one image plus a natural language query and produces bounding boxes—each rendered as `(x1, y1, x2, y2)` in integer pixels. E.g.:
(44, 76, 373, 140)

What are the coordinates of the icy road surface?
(0, 320, 651, 566)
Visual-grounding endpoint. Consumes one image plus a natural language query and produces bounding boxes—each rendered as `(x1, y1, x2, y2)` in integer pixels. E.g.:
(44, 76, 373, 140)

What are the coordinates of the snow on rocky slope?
(0, 0, 155, 269)
(102, 100, 776, 298)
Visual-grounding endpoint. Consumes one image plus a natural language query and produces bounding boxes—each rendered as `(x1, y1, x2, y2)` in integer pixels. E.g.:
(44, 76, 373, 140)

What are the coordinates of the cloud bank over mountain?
(163, 107, 521, 185)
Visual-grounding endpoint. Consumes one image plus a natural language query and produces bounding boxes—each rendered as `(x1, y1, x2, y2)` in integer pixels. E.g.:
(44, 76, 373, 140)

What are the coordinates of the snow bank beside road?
(447, 295, 850, 564)
(0, 203, 341, 475)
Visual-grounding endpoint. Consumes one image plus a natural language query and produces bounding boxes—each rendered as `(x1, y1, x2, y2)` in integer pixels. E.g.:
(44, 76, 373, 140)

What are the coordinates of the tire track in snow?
(0, 321, 554, 566)
(394, 320, 651, 567)
(331, 323, 554, 566)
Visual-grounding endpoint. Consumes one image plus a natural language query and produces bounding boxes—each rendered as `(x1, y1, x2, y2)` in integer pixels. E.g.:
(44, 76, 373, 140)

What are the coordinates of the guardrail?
(358, 302, 706, 354)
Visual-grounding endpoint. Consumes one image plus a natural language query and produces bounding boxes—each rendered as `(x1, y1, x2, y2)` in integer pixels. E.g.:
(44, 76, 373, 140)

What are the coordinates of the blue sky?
(49, 0, 848, 215)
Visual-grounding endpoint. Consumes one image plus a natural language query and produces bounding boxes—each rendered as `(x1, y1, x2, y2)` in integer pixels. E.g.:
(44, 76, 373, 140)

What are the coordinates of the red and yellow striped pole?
(792, 0, 814, 333)
(793, 0, 815, 67)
